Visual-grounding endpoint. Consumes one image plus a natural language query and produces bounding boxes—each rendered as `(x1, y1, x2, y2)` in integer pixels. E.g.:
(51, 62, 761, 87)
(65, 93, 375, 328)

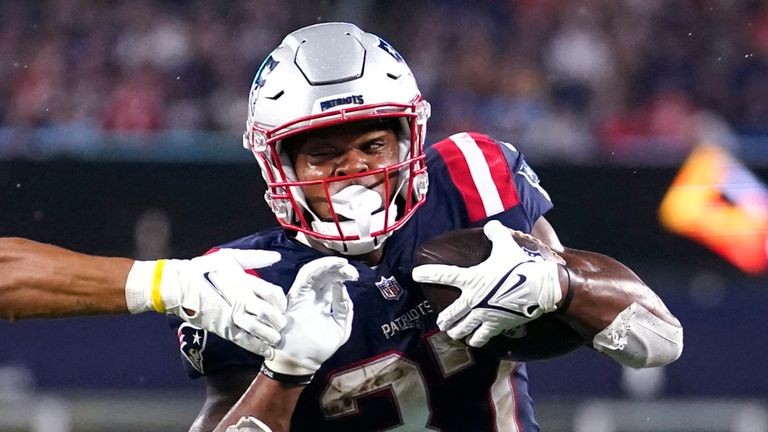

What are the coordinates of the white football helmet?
(243, 22, 430, 255)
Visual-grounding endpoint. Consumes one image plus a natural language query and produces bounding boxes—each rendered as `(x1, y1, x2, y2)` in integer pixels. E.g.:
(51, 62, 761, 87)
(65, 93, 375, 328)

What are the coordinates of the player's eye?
(364, 140, 386, 152)
(306, 146, 337, 160)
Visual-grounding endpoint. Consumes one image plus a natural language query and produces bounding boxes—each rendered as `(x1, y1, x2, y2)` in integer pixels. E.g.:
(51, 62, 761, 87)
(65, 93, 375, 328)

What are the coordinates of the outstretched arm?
(0, 237, 132, 320)
(0, 237, 292, 359)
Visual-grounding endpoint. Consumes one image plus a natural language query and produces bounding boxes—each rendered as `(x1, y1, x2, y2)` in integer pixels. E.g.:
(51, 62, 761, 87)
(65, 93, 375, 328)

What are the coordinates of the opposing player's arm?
(0, 238, 132, 320)
(531, 217, 684, 368)
(0, 237, 292, 359)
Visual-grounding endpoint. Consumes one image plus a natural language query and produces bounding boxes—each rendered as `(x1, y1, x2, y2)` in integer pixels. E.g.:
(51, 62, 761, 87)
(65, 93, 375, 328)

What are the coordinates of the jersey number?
(319, 333, 475, 431)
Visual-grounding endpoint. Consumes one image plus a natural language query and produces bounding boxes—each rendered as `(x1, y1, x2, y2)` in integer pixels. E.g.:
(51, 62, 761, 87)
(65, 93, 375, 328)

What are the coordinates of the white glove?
(125, 248, 287, 357)
(412, 220, 562, 347)
(263, 256, 358, 379)
(225, 416, 272, 432)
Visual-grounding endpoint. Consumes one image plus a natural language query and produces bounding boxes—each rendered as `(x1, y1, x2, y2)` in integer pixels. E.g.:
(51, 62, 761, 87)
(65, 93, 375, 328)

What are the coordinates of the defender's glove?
(124, 249, 287, 357)
(412, 220, 562, 347)
(262, 257, 357, 384)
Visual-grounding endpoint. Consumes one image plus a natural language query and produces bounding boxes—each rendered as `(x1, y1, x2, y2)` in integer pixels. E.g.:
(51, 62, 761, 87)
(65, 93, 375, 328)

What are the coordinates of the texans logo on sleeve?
(178, 323, 208, 374)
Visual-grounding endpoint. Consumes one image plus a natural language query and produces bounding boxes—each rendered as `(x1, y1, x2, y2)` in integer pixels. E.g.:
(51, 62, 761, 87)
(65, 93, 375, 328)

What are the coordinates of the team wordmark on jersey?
(375, 276, 404, 301)
(178, 323, 208, 374)
(380, 300, 434, 339)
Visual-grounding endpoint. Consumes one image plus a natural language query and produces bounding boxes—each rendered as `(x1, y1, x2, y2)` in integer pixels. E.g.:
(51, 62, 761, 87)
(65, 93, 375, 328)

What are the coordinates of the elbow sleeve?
(592, 302, 684, 368)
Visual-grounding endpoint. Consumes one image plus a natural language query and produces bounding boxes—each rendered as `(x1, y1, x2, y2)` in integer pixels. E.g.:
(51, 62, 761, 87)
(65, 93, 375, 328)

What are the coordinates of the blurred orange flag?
(659, 144, 768, 274)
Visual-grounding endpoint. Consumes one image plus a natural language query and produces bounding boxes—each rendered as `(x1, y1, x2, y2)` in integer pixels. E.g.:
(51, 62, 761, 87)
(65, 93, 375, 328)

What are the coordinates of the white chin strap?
(311, 185, 397, 256)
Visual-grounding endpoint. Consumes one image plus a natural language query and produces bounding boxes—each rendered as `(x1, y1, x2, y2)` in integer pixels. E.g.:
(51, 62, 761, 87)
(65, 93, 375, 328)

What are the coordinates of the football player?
(179, 22, 684, 431)
(0, 22, 684, 432)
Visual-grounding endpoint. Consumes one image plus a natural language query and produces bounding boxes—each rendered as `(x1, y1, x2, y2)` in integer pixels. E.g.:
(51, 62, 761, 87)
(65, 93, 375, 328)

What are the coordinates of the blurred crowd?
(1, 0, 766, 163)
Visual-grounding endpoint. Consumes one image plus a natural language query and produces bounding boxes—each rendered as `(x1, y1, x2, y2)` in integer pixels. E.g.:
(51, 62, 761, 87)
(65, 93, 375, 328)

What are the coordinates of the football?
(414, 227, 586, 361)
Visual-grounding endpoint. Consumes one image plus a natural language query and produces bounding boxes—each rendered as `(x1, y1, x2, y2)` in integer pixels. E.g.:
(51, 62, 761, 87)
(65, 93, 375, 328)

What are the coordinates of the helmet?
(243, 22, 430, 255)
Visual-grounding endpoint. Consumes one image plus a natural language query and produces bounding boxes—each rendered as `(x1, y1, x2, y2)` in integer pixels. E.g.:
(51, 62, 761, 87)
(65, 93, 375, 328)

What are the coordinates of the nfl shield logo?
(375, 276, 404, 301)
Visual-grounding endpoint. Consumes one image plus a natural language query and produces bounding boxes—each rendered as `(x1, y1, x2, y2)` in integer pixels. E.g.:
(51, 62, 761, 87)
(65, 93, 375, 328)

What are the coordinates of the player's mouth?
(327, 178, 386, 197)
(316, 208, 386, 223)
(306, 188, 387, 222)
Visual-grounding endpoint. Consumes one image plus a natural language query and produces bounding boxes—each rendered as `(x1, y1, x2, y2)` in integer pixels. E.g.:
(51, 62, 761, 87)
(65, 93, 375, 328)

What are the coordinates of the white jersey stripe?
(449, 133, 505, 217)
(490, 360, 520, 432)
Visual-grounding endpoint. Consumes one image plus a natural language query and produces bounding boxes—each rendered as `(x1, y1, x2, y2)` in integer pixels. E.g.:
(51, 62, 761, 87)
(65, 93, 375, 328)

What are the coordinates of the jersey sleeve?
(428, 132, 553, 232)
(168, 316, 263, 379)
(165, 231, 287, 379)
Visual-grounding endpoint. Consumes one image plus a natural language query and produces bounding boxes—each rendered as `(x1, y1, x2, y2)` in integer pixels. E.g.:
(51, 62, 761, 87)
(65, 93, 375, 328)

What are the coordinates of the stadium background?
(1, 0, 767, 431)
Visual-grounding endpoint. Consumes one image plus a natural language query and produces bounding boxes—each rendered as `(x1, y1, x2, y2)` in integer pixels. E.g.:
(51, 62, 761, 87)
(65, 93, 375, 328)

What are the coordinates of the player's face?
(288, 122, 400, 220)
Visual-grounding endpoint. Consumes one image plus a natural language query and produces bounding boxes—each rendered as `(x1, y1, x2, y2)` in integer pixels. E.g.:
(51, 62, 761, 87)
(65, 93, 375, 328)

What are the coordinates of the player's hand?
(125, 249, 287, 357)
(412, 220, 562, 347)
(263, 256, 357, 379)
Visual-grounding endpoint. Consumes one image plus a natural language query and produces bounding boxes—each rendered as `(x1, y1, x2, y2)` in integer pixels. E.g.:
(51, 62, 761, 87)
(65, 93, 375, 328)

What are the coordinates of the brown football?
(414, 227, 586, 361)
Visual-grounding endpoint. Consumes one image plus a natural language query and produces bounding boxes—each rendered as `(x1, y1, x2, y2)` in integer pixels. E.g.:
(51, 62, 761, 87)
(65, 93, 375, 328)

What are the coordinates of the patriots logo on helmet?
(376, 276, 404, 301)
(178, 322, 208, 374)
(252, 55, 280, 93)
(378, 38, 405, 63)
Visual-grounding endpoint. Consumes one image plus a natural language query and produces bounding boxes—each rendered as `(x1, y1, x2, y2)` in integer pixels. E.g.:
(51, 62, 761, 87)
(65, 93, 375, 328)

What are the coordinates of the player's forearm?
(556, 248, 683, 367)
(0, 238, 132, 320)
(556, 248, 681, 337)
(213, 373, 304, 432)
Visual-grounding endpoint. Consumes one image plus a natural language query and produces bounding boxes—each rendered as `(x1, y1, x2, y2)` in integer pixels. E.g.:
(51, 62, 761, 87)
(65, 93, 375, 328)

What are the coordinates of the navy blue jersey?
(170, 132, 553, 431)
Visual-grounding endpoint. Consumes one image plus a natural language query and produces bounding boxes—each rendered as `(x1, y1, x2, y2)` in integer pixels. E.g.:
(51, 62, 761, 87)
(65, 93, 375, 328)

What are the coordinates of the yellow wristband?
(151, 259, 167, 313)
